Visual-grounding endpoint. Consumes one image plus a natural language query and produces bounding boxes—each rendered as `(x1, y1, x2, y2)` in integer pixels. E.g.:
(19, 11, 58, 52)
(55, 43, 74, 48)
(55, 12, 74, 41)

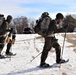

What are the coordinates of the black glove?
(63, 24, 68, 28)
(12, 35, 16, 39)
(10, 28, 13, 33)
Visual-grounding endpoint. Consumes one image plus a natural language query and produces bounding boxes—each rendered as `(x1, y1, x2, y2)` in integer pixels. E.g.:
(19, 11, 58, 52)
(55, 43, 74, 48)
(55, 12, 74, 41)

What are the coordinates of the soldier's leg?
(53, 41, 67, 64)
(6, 39, 12, 55)
(0, 37, 5, 58)
(0, 46, 4, 55)
(53, 41, 61, 63)
(0, 47, 5, 58)
(40, 37, 53, 66)
(6, 34, 16, 55)
(0, 47, 4, 55)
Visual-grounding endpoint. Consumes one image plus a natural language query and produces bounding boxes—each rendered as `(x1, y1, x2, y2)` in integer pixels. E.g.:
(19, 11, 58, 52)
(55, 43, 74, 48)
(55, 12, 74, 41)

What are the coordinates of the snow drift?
(0, 33, 76, 75)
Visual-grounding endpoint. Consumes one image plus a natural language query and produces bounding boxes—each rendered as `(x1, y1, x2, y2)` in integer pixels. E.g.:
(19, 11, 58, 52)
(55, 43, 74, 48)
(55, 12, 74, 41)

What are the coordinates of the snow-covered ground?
(0, 33, 76, 75)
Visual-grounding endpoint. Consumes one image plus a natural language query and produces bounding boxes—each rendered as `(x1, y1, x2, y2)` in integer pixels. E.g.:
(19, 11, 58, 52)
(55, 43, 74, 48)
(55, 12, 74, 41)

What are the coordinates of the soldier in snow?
(0, 15, 16, 58)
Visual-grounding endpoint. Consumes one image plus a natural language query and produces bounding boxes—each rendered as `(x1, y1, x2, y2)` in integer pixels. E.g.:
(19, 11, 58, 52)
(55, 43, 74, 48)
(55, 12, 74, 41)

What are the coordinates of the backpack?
(0, 14, 5, 27)
(34, 16, 51, 37)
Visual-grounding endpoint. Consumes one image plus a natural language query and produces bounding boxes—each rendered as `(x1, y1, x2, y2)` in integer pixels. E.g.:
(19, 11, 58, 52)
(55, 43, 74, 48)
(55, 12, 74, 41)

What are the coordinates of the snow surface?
(0, 33, 76, 75)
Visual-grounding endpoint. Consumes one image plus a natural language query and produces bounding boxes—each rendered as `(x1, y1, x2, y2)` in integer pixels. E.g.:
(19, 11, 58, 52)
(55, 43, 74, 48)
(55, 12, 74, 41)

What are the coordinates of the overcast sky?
(0, 0, 76, 19)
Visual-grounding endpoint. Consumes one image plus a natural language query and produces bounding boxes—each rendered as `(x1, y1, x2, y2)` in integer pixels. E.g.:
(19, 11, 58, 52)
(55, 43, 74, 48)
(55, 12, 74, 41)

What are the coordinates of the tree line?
(13, 14, 76, 34)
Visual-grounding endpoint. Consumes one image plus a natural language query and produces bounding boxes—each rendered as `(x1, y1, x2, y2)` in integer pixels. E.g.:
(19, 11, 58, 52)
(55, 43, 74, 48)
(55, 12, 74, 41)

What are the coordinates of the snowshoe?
(56, 59, 69, 64)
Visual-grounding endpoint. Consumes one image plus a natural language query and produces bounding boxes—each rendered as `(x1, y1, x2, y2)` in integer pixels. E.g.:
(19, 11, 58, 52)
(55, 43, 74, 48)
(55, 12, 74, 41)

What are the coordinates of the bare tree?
(14, 16, 29, 34)
(64, 15, 76, 27)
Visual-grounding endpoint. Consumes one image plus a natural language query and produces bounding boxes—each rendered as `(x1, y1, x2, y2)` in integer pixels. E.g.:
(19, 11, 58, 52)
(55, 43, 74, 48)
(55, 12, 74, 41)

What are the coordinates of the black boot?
(56, 59, 67, 64)
(40, 63, 50, 68)
(0, 54, 6, 59)
(6, 52, 14, 56)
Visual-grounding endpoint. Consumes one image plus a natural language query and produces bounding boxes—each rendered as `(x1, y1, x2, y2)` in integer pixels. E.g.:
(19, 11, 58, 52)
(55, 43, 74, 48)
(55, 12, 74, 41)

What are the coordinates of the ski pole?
(61, 24, 72, 59)
(61, 31, 66, 59)
(30, 51, 42, 62)
(59, 32, 66, 68)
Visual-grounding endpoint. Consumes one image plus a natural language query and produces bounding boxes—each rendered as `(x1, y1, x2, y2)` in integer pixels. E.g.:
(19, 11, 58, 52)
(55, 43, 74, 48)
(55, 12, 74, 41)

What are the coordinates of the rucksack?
(0, 14, 5, 27)
(34, 16, 51, 37)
